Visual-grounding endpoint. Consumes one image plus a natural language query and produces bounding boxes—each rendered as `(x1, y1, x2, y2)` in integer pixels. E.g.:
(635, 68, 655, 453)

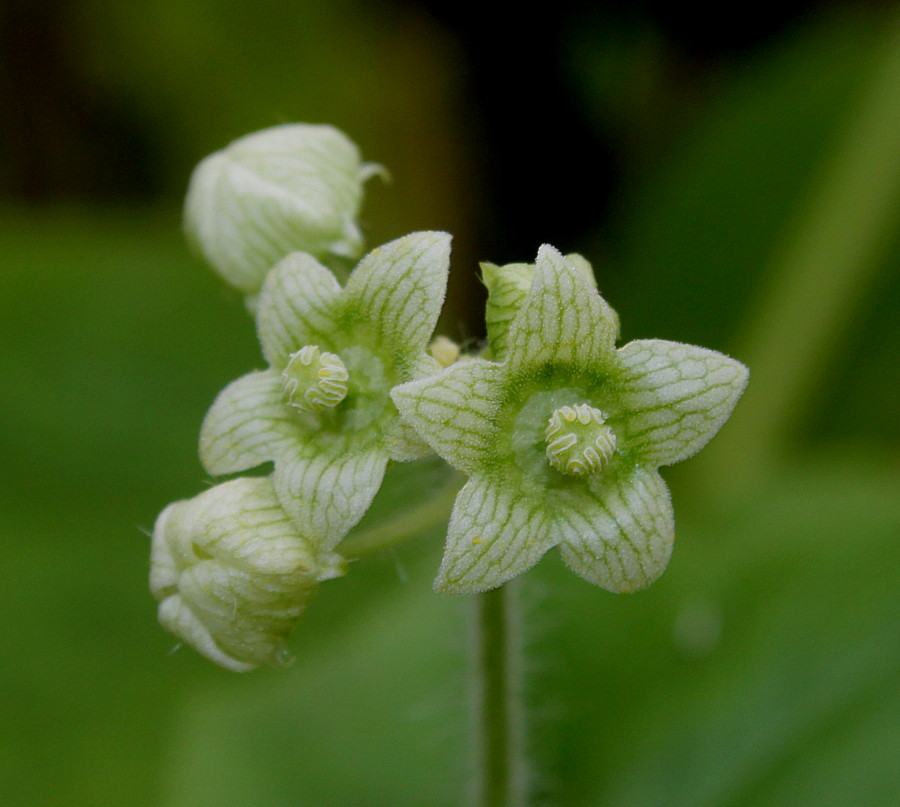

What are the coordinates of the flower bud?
(184, 123, 382, 298)
(482, 253, 611, 360)
(150, 477, 335, 672)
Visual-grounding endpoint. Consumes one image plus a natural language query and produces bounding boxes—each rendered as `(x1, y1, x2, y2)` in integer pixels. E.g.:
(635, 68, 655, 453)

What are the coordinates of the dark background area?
(1, 1, 897, 805)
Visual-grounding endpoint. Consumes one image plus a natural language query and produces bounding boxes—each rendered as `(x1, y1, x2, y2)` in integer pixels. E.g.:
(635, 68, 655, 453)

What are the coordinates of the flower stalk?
(472, 581, 527, 807)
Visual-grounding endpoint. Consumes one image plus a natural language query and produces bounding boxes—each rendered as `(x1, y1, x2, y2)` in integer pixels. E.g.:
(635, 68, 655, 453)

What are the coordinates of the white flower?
(393, 246, 749, 594)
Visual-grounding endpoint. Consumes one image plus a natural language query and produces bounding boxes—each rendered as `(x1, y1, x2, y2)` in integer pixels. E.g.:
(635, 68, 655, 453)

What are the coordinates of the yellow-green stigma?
(545, 404, 617, 476)
(281, 345, 349, 413)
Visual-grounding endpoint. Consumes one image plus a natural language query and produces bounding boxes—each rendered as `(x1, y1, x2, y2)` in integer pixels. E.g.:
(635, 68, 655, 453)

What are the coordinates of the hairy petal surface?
(273, 444, 389, 550)
(150, 477, 319, 672)
(556, 468, 674, 593)
(505, 245, 618, 372)
(184, 123, 374, 295)
(617, 339, 749, 467)
(391, 358, 504, 475)
(481, 260, 534, 360)
(343, 231, 451, 369)
(257, 252, 342, 368)
(199, 370, 298, 475)
(482, 253, 608, 362)
(435, 478, 556, 593)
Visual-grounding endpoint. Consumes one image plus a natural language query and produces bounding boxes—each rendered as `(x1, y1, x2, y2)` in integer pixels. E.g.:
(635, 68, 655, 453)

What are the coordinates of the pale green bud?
(150, 477, 337, 672)
(482, 252, 611, 360)
(184, 123, 383, 297)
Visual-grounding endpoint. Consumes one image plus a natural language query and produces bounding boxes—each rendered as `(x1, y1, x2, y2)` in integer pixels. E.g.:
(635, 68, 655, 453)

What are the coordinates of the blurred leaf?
(159, 539, 469, 807)
(609, 8, 886, 350)
(153, 463, 899, 806)
(0, 206, 257, 806)
(530, 462, 900, 806)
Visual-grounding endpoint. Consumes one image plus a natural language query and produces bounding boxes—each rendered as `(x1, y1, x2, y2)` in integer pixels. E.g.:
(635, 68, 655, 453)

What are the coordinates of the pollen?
(428, 335, 461, 367)
(281, 345, 349, 413)
(545, 403, 617, 476)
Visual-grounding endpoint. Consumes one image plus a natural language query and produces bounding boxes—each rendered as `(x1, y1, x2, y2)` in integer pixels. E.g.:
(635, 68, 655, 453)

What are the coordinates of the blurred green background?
(1, 1, 898, 805)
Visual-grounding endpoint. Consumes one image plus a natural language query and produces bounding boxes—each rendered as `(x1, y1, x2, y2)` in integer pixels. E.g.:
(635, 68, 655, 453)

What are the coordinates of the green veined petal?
(342, 232, 451, 370)
(435, 477, 556, 593)
(504, 245, 618, 372)
(273, 443, 389, 550)
(616, 339, 749, 467)
(556, 467, 674, 593)
(199, 369, 299, 476)
(391, 358, 504, 475)
(257, 252, 342, 368)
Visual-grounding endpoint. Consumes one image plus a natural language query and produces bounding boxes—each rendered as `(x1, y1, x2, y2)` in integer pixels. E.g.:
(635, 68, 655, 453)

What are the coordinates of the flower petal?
(391, 358, 505, 475)
(342, 232, 451, 368)
(273, 442, 389, 549)
(504, 245, 618, 373)
(385, 417, 434, 462)
(557, 467, 675, 593)
(616, 339, 749, 467)
(384, 352, 441, 462)
(257, 251, 342, 368)
(199, 369, 299, 475)
(435, 477, 555, 594)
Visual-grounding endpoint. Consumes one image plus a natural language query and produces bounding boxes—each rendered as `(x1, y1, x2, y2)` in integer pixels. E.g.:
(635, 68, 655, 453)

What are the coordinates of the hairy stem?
(339, 473, 463, 558)
(472, 581, 527, 807)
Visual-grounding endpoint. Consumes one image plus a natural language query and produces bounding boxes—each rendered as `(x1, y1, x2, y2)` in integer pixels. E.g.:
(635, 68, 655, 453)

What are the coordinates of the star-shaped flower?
(200, 231, 450, 551)
(392, 246, 748, 594)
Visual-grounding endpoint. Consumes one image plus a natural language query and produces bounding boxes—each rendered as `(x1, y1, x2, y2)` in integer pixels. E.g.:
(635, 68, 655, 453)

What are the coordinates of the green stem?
(339, 473, 463, 558)
(472, 581, 527, 807)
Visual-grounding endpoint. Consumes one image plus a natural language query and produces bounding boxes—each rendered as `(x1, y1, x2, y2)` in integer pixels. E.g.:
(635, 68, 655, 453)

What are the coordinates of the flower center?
(545, 403, 617, 476)
(281, 345, 349, 413)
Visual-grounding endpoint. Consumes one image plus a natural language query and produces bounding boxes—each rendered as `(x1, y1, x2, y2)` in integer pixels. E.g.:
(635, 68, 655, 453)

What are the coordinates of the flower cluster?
(150, 124, 748, 671)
